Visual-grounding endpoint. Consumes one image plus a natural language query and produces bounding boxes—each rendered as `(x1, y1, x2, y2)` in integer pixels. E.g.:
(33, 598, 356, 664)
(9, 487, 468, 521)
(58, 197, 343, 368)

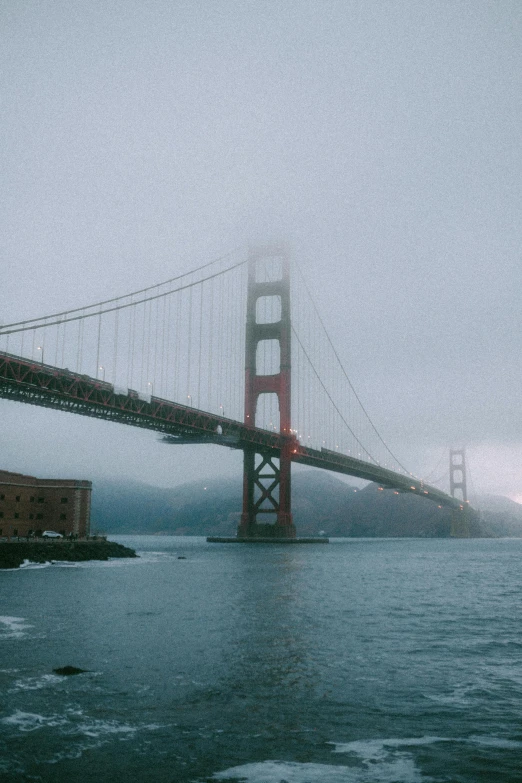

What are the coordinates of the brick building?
(0, 470, 92, 538)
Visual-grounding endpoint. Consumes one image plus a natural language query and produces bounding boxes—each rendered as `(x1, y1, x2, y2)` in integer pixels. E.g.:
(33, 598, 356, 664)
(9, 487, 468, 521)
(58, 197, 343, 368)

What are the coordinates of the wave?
(212, 758, 423, 782)
(0, 615, 32, 639)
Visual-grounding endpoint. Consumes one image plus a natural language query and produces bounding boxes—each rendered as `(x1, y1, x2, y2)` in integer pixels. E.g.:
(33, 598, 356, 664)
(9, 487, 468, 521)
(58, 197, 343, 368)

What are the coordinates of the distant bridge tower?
(238, 246, 296, 539)
(449, 448, 470, 537)
(449, 448, 468, 503)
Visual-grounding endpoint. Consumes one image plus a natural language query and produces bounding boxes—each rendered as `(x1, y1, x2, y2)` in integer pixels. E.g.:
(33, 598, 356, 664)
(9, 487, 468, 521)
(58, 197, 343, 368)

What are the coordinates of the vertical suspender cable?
(79, 317, 84, 374)
(113, 309, 119, 384)
(54, 321, 59, 366)
(151, 299, 157, 396)
(197, 281, 203, 408)
(174, 290, 181, 401)
(187, 285, 193, 402)
(128, 304, 133, 388)
(96, 311, 102, 378)
(208, 273, 214, 412)
(61, 320, 66, 368)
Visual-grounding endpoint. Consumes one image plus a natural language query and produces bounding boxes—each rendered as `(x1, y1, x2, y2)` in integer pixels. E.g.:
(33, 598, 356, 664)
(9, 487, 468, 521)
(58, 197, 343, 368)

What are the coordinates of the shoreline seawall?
(0, 539, 138, 569)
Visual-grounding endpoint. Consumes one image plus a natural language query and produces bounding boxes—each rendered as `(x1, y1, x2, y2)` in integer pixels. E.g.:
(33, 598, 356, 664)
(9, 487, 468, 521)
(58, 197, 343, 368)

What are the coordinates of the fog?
(1, 1, 520, 502)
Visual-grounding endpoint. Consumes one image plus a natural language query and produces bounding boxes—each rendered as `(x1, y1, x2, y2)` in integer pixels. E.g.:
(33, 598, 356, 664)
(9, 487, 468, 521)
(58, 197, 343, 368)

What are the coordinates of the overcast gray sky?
(1, 1, 521, 503)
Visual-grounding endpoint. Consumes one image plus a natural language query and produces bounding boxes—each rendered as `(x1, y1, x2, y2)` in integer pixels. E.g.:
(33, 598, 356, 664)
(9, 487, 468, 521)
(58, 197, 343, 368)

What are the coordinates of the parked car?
(42, 531, 63, 539)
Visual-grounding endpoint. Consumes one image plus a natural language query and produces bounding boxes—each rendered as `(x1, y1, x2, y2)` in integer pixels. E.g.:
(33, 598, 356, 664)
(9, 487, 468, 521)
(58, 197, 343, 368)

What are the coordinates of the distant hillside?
(90, 470, 522, 538)
(476, 495, 522, 537)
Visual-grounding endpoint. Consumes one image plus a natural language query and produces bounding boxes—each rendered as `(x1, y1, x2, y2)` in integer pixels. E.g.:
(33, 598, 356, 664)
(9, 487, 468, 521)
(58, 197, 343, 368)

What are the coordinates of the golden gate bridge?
(0, 246, 471, 539)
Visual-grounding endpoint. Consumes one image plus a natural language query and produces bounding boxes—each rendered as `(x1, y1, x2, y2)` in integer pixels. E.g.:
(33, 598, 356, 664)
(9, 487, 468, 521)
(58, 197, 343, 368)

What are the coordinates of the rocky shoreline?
(0, 539, 138, 569)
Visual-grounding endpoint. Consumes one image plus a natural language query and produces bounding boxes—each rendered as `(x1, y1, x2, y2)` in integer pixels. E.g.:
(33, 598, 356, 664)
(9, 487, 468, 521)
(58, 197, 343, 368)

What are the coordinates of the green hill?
(90, 469, 522, 538)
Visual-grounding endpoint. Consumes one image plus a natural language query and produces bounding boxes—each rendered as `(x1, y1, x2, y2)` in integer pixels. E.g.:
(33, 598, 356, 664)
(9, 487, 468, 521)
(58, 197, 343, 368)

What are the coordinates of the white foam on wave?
(0, 616, 32, 639)
(212, 757, 424, 783)
(1, 710, 69, 732)
(18, 560, 52, 569)
(10, 673, 63, 691)
(76, 719, 138, 738)
(2, 707, 162, 740)
(469, 735, 522, 750)
(328, 733, 522, 781)
(213, 761, 362, 782)
(332, 736, 451, 758)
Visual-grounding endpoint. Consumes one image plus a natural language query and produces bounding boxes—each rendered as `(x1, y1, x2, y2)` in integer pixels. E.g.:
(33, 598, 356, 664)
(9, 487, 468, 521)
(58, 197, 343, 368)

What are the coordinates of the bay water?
(1, 536, 521, 782)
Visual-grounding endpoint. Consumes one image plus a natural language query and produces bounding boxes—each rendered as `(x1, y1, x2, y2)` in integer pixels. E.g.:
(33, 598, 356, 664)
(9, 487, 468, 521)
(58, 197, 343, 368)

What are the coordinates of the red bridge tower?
(238, 246, 296, 539)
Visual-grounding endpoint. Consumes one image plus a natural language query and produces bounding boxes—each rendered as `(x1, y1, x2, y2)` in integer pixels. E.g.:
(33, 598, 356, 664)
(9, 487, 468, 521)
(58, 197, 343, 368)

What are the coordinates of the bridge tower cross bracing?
(238, 246, 297, 539)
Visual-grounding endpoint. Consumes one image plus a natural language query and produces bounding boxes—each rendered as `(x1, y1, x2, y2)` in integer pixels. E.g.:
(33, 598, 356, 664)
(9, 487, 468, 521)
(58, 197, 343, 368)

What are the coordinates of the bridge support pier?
(450, 507, 471, 538)
(237, 246, 296, 540)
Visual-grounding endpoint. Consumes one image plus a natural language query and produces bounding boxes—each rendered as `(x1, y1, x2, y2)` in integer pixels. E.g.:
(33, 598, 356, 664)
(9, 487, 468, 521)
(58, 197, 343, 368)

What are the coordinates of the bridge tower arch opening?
(238, 246, 296, 539)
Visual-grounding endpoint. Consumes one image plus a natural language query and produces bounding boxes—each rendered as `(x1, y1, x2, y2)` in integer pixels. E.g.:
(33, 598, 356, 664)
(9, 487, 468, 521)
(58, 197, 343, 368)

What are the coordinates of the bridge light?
(410, 486, 416, 490)
(36, 345, 44, 365)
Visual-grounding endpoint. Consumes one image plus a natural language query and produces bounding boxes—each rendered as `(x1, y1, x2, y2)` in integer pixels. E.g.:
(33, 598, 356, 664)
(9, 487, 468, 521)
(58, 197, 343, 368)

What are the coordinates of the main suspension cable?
(293, 261, 410, 474)
(1, 248, 242, 331)
(291, 326, 379, 465)
(0, 256, 247, 336)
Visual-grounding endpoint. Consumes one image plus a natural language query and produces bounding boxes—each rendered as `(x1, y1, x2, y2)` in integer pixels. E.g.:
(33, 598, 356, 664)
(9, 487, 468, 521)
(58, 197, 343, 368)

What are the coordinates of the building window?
(0, 512, 3, 519)
(14, 513, 20, 519)
(60, 497, 68, 504)
(15, 495, 20, 502)
(36, 513, 43, 520)
(30, 496, 35, 503)
(37, 497, 44, 503)
(60, 513, 67, 520)
(13, 529, 18, 537)
(0, 494, 4, 500)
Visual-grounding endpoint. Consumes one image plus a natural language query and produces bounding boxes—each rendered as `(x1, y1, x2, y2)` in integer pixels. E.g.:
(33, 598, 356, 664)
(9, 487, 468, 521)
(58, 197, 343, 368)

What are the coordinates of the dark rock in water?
(178, 556, 186, 559)
(0, 539, 138, 569)
(53, 666, 90, 676)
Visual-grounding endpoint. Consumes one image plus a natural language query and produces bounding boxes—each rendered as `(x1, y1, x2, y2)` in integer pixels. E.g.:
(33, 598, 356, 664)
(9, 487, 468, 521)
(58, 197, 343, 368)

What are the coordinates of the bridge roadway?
(0, 351, 464, 512)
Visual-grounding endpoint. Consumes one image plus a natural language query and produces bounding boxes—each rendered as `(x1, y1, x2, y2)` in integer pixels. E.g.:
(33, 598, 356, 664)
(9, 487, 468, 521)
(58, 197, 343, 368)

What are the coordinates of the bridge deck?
(0, 351, 465, 512)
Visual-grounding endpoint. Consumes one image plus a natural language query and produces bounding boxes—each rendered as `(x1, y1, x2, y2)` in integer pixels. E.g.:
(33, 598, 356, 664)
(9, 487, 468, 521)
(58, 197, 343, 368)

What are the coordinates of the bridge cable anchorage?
(292, 261, 410, 474)
(0, 247, 243, 332)
(0, 255, 248, 337)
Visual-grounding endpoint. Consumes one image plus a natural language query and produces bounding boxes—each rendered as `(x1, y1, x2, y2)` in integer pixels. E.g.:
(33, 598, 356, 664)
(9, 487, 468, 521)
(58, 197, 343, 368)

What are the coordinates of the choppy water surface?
(1, 536, 522, 782)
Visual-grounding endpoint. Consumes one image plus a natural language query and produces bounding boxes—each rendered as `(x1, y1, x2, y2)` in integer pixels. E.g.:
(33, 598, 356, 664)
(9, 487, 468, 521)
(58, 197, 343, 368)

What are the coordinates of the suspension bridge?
(0, 246, 470, 539)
